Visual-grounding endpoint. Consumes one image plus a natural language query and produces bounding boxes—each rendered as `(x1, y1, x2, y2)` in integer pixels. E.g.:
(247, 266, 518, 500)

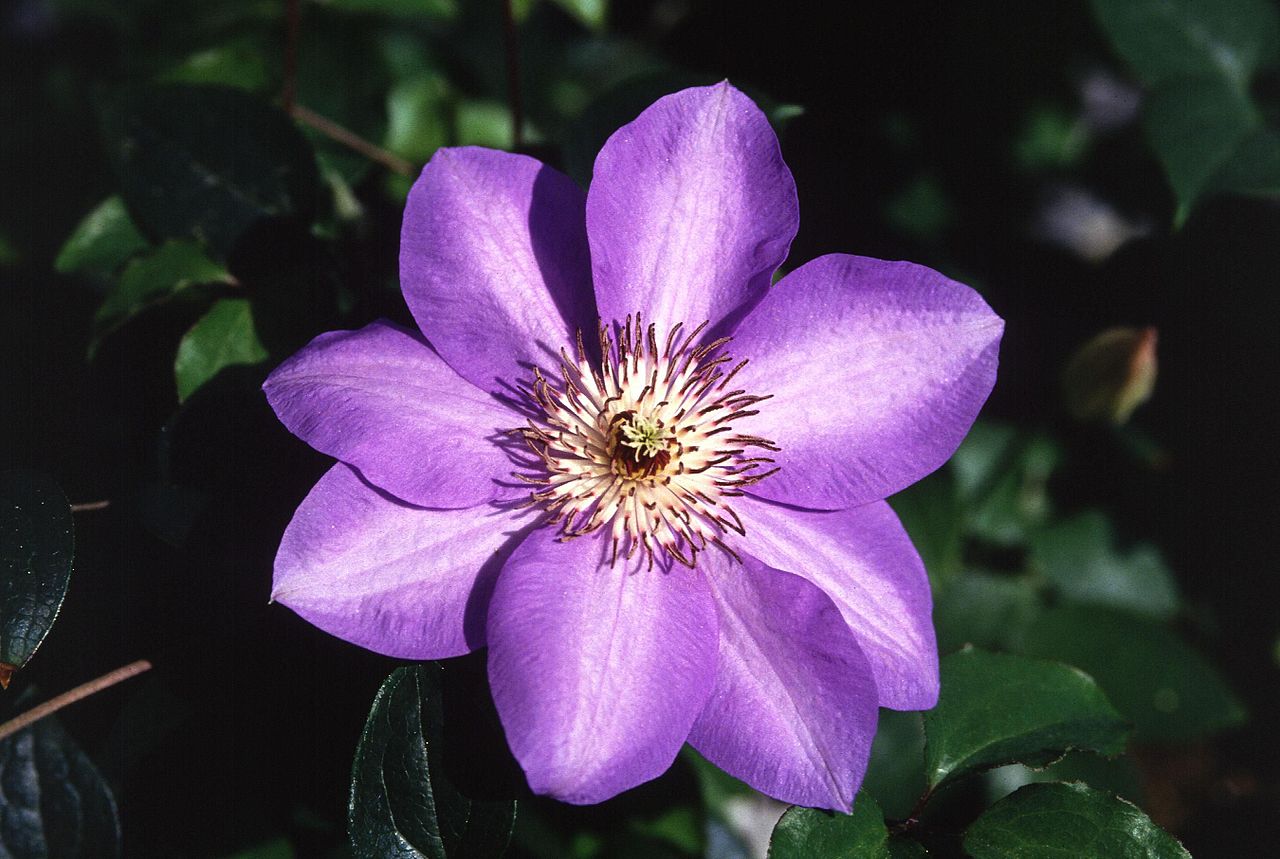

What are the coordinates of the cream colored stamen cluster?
(516, 315, 779, 569)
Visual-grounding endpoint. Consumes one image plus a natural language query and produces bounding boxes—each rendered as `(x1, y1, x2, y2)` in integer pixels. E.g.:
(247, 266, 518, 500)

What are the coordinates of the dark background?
(3, 1, 1277, 855)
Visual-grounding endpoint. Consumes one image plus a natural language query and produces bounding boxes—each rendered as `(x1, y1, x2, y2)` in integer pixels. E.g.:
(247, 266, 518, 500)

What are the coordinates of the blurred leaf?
(317, 0, 458, 19)
(934, 572, 1042, 654)
(549, 0, 607, 31)
(1014, 106, 1088, 171)
(951, 423, 1059, 546)
(54, 196, 150, 278)
(456, 100, 519, 149)
(628, 806, 701, 856)
(1205, 126, 1280, 197)
(220, 837, 295, 859)
(964, 782, 1189, 859)
(161, 40, 271, 92)
(0, 712, 121, 857)
(768, 793, 890, 859)
(101, 84, 320, 256)
(1029, 511, 1178, 619)
(923, 649, 1129, 791)
(93, 240, 233, 352)
(1091, 0, 1278, 88)
(884, 175, 954, 242)
(174, 298, 269, 403)
(385, 72, 452, 162)
(1021, 606, 1246, 742)
(0, 471, 73, 688)
(860, 711, 926, 820)
(350, 664, 516, 859)
(889, 469, 963, 586)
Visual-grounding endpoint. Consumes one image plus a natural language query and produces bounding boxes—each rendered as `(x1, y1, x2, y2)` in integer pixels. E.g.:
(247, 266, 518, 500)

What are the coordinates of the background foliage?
(3, 0, 1278, 856)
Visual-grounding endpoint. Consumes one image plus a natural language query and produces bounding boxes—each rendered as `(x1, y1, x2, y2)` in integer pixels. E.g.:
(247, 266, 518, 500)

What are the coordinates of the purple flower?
(264, 83, 1002, 811)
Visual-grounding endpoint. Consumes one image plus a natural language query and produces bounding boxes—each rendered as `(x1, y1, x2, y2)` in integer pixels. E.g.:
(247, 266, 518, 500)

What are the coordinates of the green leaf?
(860, 710, 927, 820)
(923, 649, 1129, 790)
(889, 469, 963, 586)
(385, 72, 452, 162)
(964, 782, 1189, 859)
(100, 84, 320, 256)
(1029, 511, 1178, 619)
(0, 471, 73, 688)
(0, 712, 121, 857)
(160, 40, 271, 92)
(934, 572, 1042, 654)
(1091, 0, 1278, 88)
(951, 423, 1059, 547)
(92, 240, 233, 352)
(1021, 606, 1246, 742)
(54, 196, 150, 277)
(986, 751, 1143, 808)
(548, 0, 607, 31)
(319, 0, 458, 18)
(174, 298, 269, 402)
(350, 664, 517, 859)
(768, 793, 890, 859)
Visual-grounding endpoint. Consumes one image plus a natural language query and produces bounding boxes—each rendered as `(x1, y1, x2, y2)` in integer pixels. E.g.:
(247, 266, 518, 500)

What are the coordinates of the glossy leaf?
(0, 471, 73, 688)
(53, 196, 149, 278)
(0, 712, 121, 857)
(175, 298, 269, 402)
(1029, 511, 1178, 619)
(964, 782, 1189, 859)
(923, 649, 1129, 790)
(1021, 606, 1246, 742)
(349, 664, 516, 859)
(768, 793, 890, 859)
(951, 423, 1059, 547)
(100, 84, 320, 256)
(92, 240, 234, 351)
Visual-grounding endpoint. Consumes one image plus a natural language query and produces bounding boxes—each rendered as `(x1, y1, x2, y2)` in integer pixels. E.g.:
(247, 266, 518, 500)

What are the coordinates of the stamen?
(512, 317, 779, 569)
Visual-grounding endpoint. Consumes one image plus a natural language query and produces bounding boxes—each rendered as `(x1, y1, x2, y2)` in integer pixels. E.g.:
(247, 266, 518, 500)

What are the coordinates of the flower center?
(515, 315, 779, 569)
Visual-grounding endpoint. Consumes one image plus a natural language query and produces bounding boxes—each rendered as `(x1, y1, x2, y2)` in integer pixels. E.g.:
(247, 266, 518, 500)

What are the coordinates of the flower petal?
(587, 82, 798, 339)
(272, 464, 533, 658)
(401, 147, 596, 393)
(736, 495, 939, 710)
(263, 320, 517, 508)
(731, 254, 1003, 509)
(487, 529, 718, 804)
(688, 554, 878, 812)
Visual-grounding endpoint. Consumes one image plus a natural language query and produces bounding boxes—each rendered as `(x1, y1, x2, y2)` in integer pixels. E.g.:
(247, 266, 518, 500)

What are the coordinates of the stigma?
(515, 314, 779, 569)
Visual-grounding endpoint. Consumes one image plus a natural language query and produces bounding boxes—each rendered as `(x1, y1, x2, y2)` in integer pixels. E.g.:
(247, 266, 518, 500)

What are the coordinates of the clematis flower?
(264, 83, 1002, 811)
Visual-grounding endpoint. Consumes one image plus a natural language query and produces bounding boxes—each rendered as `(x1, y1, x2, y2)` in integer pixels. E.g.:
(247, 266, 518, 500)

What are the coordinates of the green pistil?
(618, 414, 670, 458)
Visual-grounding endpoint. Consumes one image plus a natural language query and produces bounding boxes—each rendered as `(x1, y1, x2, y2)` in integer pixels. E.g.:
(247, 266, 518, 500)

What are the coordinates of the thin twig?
(502, 0, 524, 149)
(282, 0, 300, 114)
(290, 104, 416, 177)
(0, 660, 152, 743)
(70, 500, 110, 513)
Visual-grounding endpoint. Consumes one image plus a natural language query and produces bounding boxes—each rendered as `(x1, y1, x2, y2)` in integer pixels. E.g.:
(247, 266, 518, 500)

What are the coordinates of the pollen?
(514, 314, 779, 569)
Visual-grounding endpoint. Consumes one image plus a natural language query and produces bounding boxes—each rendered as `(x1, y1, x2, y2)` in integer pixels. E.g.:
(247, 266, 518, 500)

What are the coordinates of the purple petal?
(487, 529, 718, 804)
(272, 464, 533, 658)
(688, 554, 878, 812)
(736, 495, 939, 710)
(401, 147, 596, 393)
(263, 321, 519, 508)
(731, 254, 1003, 509)
(587, 82, 798, 339)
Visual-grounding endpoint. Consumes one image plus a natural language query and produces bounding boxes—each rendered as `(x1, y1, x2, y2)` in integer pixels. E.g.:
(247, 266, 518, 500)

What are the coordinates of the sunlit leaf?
(54, 196, 149, 278)
(174, 298, 269, 402)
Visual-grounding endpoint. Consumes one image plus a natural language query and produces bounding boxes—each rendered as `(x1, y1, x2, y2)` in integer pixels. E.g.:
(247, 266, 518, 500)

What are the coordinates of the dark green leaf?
(768, 793, 889, 859)
(1091, 0, 1278, 88)
(0, 712, 121, 857)
(174, 298, 269, 402)
(1205, 127, 1280, 197)
(350, 664, 516, 859)
(0, 471, 73, 687)
(889, 469, 963, 586)
(160, 40, 271, 92)
(986, 751, 1143, 808)
(923, 649, 1129, 790)
(964, 782, 1189, 859)
(887, 838, 928, 858)
(54, 196, 150, 278)
(1029, 511, 1178, 618)
(321, 0, 458, 18)
(934, 572, 1042, 654)
(860, 711, 926, 820)
(100, 85, 320, 256)
(1021, 606, 1246, 741)
(92, 240, 233, 352)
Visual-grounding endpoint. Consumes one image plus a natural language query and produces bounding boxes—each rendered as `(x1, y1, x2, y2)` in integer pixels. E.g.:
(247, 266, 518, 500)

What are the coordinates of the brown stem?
(890, 787, 935, 835)
(0, 660, 152, 742)
(290, 104, 416, 177)
(282, 0, 300, 114)
(70, 499, 110, 513)
(502, 0, 524, 149)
